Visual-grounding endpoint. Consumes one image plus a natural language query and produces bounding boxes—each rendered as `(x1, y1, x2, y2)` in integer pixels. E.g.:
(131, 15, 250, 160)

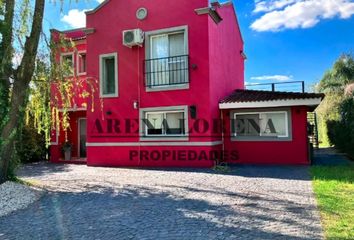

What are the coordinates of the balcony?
(144, 55, 189, 88)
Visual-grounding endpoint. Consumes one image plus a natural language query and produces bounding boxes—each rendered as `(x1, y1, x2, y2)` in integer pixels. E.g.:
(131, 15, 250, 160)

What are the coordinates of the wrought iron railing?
(144, 55, 189, 87)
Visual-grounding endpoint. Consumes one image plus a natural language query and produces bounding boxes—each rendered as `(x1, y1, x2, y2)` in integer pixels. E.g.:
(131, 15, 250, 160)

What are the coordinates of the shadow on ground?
(17, 161, 312, 181)
(0, 184, 321, 240)
(312, 147, 353, 166)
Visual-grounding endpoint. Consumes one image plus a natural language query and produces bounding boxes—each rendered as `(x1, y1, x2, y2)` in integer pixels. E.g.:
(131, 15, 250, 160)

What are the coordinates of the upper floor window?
(99, 53, 118, 98)
(145, 26, 189, 89)
(77, 52, 87, 75)
(60, 53, 74, 76)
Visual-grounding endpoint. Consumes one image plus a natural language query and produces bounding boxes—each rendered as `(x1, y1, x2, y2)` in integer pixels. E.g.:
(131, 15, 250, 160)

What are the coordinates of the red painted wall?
(223, 106, 310, 165)
(50, 30, 88, 162)
(82, 1, 244, 167)
(87, 146, 220, 168)
(50, 111, 87, 162)
(49, 2, 312, 167)
(208, 4, 245, 142)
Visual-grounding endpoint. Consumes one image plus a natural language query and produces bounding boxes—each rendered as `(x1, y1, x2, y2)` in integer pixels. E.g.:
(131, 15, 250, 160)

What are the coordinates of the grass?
(311, 166, 354, 240)
(10, 176, 41, 187)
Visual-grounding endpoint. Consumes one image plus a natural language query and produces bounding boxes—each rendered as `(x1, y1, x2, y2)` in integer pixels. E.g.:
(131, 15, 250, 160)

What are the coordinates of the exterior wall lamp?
(133, 100, 139, 109)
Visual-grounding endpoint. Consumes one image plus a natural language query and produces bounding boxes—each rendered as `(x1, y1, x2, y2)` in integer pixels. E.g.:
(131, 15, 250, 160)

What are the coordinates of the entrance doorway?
(78, 118, 87, 158)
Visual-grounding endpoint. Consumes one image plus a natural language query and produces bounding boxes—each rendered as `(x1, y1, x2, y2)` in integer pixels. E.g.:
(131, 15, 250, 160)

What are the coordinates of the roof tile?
(220, 89, 324, 104)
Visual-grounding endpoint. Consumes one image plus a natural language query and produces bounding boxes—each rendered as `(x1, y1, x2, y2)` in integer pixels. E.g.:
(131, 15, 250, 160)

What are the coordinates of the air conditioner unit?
(123, 29, 144, 47)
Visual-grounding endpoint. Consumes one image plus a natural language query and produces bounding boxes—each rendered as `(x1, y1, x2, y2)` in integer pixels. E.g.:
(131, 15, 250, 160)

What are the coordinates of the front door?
(78, 118, 87, 158)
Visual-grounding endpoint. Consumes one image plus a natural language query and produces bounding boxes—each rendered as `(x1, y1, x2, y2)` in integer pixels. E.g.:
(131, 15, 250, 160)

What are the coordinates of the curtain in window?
(147, 113, 163, 135)
(169, 33, 186, 84)
(151, 35, 169, 86)
(169, 33, 184, 56)
(166, 112, 184, 134)
(260, 113, 287, 137)
(235, 114, 260, 136)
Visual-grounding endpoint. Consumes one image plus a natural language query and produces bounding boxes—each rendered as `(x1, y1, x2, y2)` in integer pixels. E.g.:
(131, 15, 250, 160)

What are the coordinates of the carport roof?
(219, 89, 324, 109)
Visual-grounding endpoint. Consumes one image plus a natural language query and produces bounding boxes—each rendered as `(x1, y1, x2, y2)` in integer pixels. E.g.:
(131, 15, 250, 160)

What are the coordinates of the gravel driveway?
(0, 163, 323, 240)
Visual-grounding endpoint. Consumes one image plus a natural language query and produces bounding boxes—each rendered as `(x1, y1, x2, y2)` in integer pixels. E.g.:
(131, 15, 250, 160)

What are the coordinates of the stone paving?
(0, 163, 323, 240)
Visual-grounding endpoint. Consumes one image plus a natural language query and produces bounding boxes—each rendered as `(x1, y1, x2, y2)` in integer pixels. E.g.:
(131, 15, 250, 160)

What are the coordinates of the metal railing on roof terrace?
(245, 81, 306, 93)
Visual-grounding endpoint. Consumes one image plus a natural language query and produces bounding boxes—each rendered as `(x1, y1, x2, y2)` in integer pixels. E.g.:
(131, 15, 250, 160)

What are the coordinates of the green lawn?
(311, 166, 354, 240)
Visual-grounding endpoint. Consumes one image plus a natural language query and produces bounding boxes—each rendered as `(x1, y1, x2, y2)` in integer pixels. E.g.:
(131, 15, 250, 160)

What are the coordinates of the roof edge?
(195, 7, 223, 24)
(50, 27, 86, 34)
(86, 0, 110, 15)
(220, 1, 233, 7)
(219, 98, 324, 109)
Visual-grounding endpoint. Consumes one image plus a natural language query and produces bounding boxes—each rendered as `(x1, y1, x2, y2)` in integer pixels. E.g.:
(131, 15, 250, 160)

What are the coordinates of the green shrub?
(16, 124, 47, 164)
(327, 97, 354, 158)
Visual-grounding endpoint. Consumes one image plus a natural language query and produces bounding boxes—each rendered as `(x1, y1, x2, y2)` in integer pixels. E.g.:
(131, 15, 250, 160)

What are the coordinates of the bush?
(316, 93, 343, 147)
(327, 97, 354, 158)
(16, 124, 47, 164)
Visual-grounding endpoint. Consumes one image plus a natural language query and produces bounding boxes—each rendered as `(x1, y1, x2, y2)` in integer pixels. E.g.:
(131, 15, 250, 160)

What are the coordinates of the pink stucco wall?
(222, 106, 310, 165)
(49, 1, 313, 167)
(81, 0, 245, 167)
(50, 30, 88, 161)
(208, 4, 245, 141)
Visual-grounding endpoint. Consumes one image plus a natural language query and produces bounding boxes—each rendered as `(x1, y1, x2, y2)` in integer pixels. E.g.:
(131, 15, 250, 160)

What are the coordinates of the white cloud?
(254, 0, 297, 13)
(96, 0, 105, 3)
(61, 9, 88, 28)
(251, 0, 354, 32)
(250, 75, 293, 81)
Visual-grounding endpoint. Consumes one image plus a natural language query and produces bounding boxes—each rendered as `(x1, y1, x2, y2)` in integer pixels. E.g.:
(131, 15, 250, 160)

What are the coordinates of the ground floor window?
(232, 110, 290, 140)
(140, 106, 188, 139)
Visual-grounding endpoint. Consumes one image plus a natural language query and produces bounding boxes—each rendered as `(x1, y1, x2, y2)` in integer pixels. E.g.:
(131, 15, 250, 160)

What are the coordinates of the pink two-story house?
(50, 0, 324, 167)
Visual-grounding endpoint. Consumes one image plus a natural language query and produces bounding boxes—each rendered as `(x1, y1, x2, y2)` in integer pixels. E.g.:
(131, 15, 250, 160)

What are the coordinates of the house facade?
(50, 0, 324, 167)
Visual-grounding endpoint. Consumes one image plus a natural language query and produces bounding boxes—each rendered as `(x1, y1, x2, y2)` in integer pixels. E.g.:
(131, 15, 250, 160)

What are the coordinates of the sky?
(42, 0, 354, 91)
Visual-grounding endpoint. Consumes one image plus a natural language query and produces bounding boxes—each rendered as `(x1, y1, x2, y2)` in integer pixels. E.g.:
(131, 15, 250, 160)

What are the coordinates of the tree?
(317, 54, 354, 93)
(0, 0, 45, 183)
(316, 53, 354, 149)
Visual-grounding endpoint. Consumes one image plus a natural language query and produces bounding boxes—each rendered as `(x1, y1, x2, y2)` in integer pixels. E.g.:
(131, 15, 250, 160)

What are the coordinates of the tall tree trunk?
(0, 0, 45, 183)
(0, 0, 15, 124)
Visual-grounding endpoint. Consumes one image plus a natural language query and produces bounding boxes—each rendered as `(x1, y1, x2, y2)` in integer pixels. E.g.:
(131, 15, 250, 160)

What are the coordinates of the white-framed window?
(232, 110, 290, 140)
(140, 106, 188, 140)
(99, 52, 118, 98)
(145, 26, 189, 89)
(60, 52, 74, 76)
(77, 51, 87, 75)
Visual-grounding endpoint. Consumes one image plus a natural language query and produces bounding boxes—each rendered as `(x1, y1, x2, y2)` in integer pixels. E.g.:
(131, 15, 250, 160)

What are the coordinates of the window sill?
(77, 72, 87, 76)
(100, 94, 119, 98)
(231, 137, 292, 142)
(146, 83, 189, 92)
(140, 136, 189, 141)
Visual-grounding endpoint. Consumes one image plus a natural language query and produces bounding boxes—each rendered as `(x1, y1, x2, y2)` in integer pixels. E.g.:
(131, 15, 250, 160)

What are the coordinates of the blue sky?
(43, 0, 354, 91)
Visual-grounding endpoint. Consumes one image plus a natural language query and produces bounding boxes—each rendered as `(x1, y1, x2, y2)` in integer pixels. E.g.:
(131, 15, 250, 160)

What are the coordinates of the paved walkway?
(0, 163, 323, 240)
(313, 147, 353, 166)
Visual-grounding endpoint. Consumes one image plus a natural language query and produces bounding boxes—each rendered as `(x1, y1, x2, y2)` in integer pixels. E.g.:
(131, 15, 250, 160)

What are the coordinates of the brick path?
(0, 163, 323, 240)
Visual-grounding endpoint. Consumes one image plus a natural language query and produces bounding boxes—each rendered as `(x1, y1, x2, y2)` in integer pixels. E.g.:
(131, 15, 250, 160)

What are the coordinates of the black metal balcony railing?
(144, 55, 189, 88)
(245, 81, 305, 93)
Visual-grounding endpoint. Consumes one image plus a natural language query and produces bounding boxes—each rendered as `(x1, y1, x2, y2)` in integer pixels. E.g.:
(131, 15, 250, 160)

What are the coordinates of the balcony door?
(150, 32, 186, 86)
